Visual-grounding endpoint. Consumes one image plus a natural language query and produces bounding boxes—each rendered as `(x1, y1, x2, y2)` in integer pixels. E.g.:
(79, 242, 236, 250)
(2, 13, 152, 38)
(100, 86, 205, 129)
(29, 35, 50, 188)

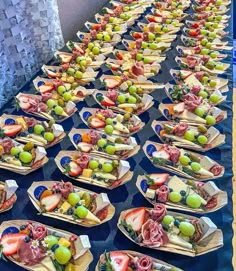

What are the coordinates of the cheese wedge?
(84, 209, 101, 223)
(168, 232, 193, 249)
(178, 110, 206, 124)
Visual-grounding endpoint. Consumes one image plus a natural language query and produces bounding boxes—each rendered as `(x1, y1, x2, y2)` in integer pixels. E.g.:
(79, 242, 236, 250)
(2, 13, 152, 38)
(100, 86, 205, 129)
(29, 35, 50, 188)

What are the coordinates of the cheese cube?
(198, 217, 217, 241)
(94, 193, 110, 214)
(34, 146, 47, 163)
(66, 101, 76, 113)
(82, 169, 93, 178)
(118, 160, 130, 179)
(129, 137, 137, 147)
(73, 235, 91, 260)
(58, 237, 71, 248)
(4, 180, 18, 200)
(59, 201, 72, 214)
(202, 182, 221, 197)
(52, 124, 64, 137)
(145, 188, 155, 199)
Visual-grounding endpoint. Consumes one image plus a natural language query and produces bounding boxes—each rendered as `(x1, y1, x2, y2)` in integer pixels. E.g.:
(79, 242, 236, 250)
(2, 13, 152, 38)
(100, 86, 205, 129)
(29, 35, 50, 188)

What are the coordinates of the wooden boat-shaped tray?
(118, 207, 223, 257)
(151, 120, 225, 151)
(84, 21, 127, 35)
(55, 150, 133, 189)
(77, 31, 121, 46)
(147, 9, 188, 21)
(136, 174, 227, 214)
(143, 140, 224, 181)
(0, 181, 17, 214)
(0, 220, 93, 271)
(28, 181, 115, 227)
(137, 22, 181, 35)
(68, 128, 140, 160)
(94, 13, 137, 28)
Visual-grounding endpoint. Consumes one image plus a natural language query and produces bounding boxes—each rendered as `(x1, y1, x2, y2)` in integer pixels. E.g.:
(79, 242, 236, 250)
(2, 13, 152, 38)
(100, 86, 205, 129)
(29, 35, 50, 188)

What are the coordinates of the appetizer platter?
(68, 128, 140, 159)
(41, 64, 98, 86)
(100, 74, 165, 94)
(16, 93, 77, 122)
(118, 204, 223, 256)
(79, 107, 145, 136)
(55, 150, 133, 189)
(185, 19, 228, 30)
(0, 137, 48, 175)
(0, 220, 93, 271)
(33, 76, 94, 102)
(136, 174, 227, 214)
(0, 114, 66, 148)
(192, 3, 229, 14)
(154, 0, 191, 11)
(146, 8, 188, 22)
(191, 13, 230, 24)
(183, 27, 228, 40)
(84, 20, 127, 35)
(93, 89, 154, 115)
(137, 22, 182, 35)
(0, 180, 18, 213)
(96, 250, 183, 271)
(28, 181, 115, 227)
(151, 120, 225, 151)
(159, 101, 227, 126)
(164, 83, 227, 104)
(143, 141, 224, 180)
(170, 69, 229, 91)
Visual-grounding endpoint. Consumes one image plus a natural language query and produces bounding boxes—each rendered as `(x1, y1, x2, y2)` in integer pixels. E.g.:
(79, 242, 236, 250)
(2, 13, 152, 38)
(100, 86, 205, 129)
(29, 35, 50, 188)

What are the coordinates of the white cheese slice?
(52, 124, 64, 137)
(145, 188, 156, 199)
(34, 146, 47, 163)
(118, 160, 130, 179)
(168, 232, 193, 249)
(212, 107, 223, 119)
(119, 82, 129, 91)
(199, 156, 215, 171)
(33, 257, 56, 271)
(85, 209, 101, 223)
(184, 74, 203, 88)
(207, 126, 220, 144)
(202, 181, 221, 196)
(74, 235, 91, 260)
(197, 167, 214, 178)
(178, 110, 206, 124)
(94, 193, 110, 214)
(198, 217, 217, 242)
(114, 143, 133, 151)
(129, 137, 137, 147)
(4, 180, 18, 200)
(65, 101, 76, 113)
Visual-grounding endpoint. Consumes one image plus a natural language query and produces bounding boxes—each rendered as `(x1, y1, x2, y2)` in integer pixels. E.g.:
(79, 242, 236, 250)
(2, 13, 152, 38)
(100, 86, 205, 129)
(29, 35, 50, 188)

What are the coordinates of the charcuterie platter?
(28, 181, 115, 227)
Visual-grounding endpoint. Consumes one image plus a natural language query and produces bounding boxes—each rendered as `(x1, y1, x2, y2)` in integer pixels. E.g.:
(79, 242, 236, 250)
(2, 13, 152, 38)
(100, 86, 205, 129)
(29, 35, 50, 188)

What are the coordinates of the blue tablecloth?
(0, 2, 233, 271)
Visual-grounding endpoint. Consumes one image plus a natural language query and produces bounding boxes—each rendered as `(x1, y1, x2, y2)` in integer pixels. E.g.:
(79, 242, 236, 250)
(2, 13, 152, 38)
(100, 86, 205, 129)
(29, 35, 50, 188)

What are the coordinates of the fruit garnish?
(0, 233, 28, 256)
(124, 207, 146, 232)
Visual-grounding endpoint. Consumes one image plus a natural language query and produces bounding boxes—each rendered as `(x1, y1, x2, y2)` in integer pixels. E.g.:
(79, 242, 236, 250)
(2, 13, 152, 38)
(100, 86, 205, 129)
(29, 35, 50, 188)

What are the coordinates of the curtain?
(0, 0, 64, 108)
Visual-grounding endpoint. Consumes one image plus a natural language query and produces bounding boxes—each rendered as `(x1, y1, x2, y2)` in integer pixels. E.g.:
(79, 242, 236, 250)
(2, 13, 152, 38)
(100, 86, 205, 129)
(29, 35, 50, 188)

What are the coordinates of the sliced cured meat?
(156, 185, 169, 203)
(88, 130, 101, 144)
(132, 63, 144, 76)
(31, 224, 48, 241)
(1, 138, 14, 153)
(163, 145, 180, 164)
(25, 117, 38, 127)
(61, 182, 74, 198)
(136, 256, 154, 271)
(175, 123, 189, 137)
(96, 207, 108, 221)
(76, 154, 90, 169)
(108, 90, 118, 102)
(184, 93, 202, 111)
(209, 164, 223, 176)
(206, 197, 217, 209)
(150, 203, 167, 222)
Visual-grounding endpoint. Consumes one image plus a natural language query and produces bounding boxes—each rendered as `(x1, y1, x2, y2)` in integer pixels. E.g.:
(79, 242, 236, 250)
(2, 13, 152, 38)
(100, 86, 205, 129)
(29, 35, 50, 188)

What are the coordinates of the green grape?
(205, 6, 211, 11)
(190, 162, 201, 171)
(201, 48, 209, 55)
(206, 42, 212, 49)
(128, 96, 137, 104)
(216, 0, 222, 5)
(114, 25, 121, 32)
(136, 53, 143, 61)
(215, 64, 224, 71)
(162, 27, 168, 33)
(105, 125, 114, 135)
(184, 131, 195, 142)
(209, 80, 217, 87)
(80, 60, 87, 67)
(155, 37, 161, 42)
(74, 71, 83, 79)
(10, 147, 21, 156)
(209, 94, 220, 104)
(89, 159, 99, 170)
(194, 107, 205, 117)
(179, 155, 191, 166)
(57, 85, 66, 95)
(204, 22, 211, 28)
(44, 132, 55, 142)
(213, 23, 218, 29)
(210, 52, 217, 59)
(105, 118, 113, 125)
(143, 57, 151, 64)
(216, 15, 222, 22)
(148, 32, 155, 41)
(47, 99, 57, 109)
(198, 90, 208, 99)
(120, 13, 126, 20)
(63, 92, 72, 102)
(209, 32, 217, 39)
(102, 162, 113, 173)
(105, 145, 116, 155)
(179, 222, 195, 236)
(96, 33, 103, 40)
(126, 80, 132, 87)
(149, 43, 158, 50)
(92, 46, 100, 55)
(75, 56, 81, 64)
(97, 139, 107, 148)
(172, 11, 178, 17)
(88, 42, 94, 50)
(71, 82, 79, 89)
(201, 76, 209, 84)
(166, 19, 172, 24)
(141, 41, 148, 49)
(128, 85, 137, 94)
(169, 191, 182, 203)
(67, 193, 80, 206)
(207, 16, 214, 22)
(109, 17, 114, 23)
(45, 235, 58, 249)
(76, 205, 88, 218)
(54, 106, 64, 115)
(205, 115, 216, 125)
(67, 68, 75, 76)
(19, 152, 33, 163)
(200, 39, 208, 46)
(54, 246, 72, 265)
(34, 124, 45, 135)
(163, 215, 175, 225)
(117, 95, 126, 104)
(104, 34, 111, 42)
(186, 194, 202, 209)
(197, 135, 208, 145)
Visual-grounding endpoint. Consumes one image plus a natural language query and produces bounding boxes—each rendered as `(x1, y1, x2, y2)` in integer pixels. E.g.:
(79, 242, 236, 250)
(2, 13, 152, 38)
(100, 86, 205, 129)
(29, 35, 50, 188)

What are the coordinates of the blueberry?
(169, 188, 173, 193)
(28, 127, 33, 133)
(29, 231, 33, 238)
(19, 132, 27, 137)
(102, 134, 107, 139)
(20, 225, 26, 230)
(125, 98, 129, 102)
(53, 105, 57, 109)
(24, 236, 30, 243)
(174, 220, 180, 227)
(98, 164, 102, 169)
(67, 208, 74, 215)
(56, 189, 61, 194)
(92, 174, 96, 179)
(98, 147, 103, 152)
(75, 203, 81, 208)
(113, 121, 117, 125)
(51, 244, 59, 252)
(180, 190, 186, 196)
(181, 196, 187, 205)
(41, 131, 45, 136)
(163, 225, 169, 232)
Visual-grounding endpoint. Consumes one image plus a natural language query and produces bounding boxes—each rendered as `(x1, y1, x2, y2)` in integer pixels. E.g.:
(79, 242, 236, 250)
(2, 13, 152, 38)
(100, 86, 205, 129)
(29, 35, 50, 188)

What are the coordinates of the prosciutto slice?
(88, 130, 101, 145)
(31, 224, 48, 241)
(163, 145, 180, 164)
(209, 164, 223, 176)
(156, 186, 169, 203)
(61, 182, 74, 198)
(175, 122, 189, 137)
(76, 154, 90, 169)
(136, 256, 154, 271)
(151, 203, 167, 221)
(184, 93, 202, 112)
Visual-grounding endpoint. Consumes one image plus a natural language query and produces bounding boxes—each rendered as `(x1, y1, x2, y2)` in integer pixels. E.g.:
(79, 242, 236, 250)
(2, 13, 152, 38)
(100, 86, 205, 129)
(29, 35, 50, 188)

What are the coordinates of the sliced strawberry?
(69, 161, 82, 177)
(78, 142, 93, 152)
(116, 53, 123, 60)
(148, 16, 156, 23)
(152, 150, 170, 160)
(38, 84, 54, 94)
(40, 193, 62, 211)
(180, 70, 193, 79)
(92, 24, 101, 31)
(124, 207, 146, 232)
(173, 102, 185, 114)
(110, 251, 130, 271)
(3, 124, 22, 137)
(133, 32, 142, 39)
(148, 173, 170, 186)
(89, 117, 106, 129)
(110, 64, 120, 71)
(47, 70, 57, 78)
(101, 96, 116, 106)
(59, 54, 73, 64)
(1, 233, 28, 256)
(104, 78, 121, 89)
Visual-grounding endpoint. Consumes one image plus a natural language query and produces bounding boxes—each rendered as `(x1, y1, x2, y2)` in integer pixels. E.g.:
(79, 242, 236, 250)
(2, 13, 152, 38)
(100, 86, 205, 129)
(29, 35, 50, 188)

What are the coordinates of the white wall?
(57, 0, 109, 42)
